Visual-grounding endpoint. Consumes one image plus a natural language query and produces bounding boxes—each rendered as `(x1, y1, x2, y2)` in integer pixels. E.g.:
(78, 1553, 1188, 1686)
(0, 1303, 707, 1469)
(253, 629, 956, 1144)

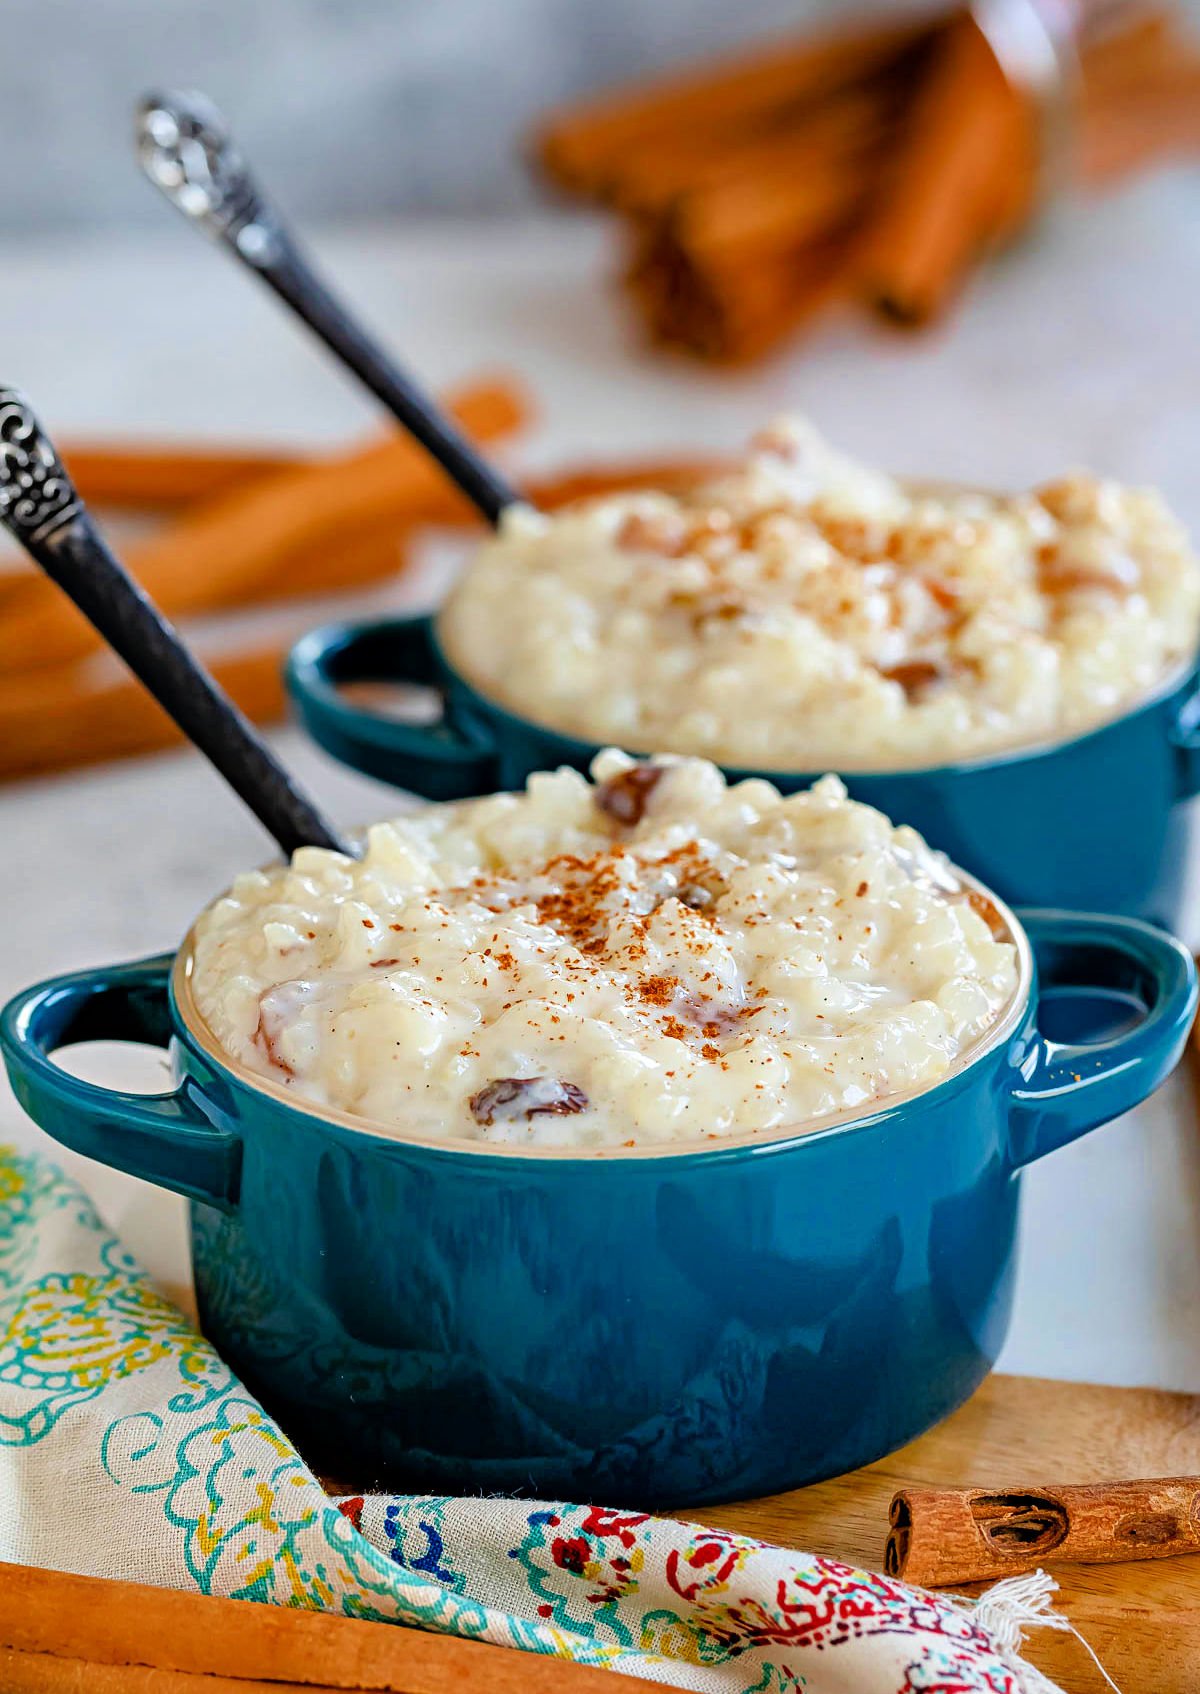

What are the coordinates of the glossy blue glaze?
(288, 614, 1200, 925)
(3, 912, 1193, 1506)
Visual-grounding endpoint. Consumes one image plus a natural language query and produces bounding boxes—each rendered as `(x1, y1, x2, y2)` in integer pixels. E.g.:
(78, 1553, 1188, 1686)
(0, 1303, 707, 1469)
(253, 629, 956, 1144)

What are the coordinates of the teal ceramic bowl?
(2, 900, 1194, 1505)
(287, 612, 1200, 927)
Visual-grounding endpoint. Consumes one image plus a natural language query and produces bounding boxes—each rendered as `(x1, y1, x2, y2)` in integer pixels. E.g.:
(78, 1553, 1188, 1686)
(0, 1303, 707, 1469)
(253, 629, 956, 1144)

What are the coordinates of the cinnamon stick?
(253, 522, 409, 599)
(1078, 5, 1176, 103)
(601, 80, 895, 218)
(535, 13, 927, 199)
(0, 501, 419, 604)
(628, 220, 851, 363)
(0, 643, 291, 782)
(596, 39, 909, 361)
(0, 379, 527, 676)
(672, 146, 873, 264)
(1080, 55, 1200, 184)
(0, 1560, 628, 1692)
(886, 1478, 1200, 1587)
(526, 454, 728, 506)
(855, 10, 1036, 326)
(60, 442, 303, 508)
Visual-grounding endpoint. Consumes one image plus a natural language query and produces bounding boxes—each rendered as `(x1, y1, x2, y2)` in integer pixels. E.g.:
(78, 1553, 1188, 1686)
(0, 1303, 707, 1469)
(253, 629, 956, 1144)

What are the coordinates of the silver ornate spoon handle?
(0, 388, 349, 858)
(136, 89, 520, 527)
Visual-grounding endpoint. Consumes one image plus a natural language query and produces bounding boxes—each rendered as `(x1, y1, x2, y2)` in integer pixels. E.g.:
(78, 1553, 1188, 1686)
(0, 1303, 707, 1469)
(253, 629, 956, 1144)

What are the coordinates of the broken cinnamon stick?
(886, 1478, 1200, 1587)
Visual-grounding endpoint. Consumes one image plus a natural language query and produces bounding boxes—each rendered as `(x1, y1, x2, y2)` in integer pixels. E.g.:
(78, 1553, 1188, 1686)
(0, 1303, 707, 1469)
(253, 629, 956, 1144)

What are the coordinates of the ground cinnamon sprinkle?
(625, 497, 987, 624)
(464, 843, 726, 976)
(464, 841, 743, 1060)
(531, 851, 628, 947)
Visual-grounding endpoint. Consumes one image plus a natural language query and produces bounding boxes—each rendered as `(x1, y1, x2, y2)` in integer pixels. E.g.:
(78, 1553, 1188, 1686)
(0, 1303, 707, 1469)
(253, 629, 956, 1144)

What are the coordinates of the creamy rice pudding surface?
(440, 418, 1200, 768)
(191, 755, 1018, 1149)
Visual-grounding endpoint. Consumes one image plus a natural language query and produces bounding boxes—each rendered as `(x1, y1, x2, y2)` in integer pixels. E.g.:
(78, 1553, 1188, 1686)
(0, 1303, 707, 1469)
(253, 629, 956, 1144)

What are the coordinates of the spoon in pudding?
(0, 386, 350, 858)
(135, 89, 521, 527)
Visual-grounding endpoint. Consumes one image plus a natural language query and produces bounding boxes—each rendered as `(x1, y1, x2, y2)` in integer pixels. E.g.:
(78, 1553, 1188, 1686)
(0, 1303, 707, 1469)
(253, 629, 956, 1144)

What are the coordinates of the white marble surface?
(2, 181, 1200, 1383)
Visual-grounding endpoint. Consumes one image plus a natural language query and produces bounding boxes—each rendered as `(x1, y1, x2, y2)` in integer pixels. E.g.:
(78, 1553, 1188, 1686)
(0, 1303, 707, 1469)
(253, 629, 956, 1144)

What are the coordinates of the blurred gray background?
(1, 0, 847, 234)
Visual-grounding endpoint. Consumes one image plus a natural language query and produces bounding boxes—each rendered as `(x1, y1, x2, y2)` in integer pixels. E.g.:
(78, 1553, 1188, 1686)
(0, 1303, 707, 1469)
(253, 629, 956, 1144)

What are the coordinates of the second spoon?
(136, 87, 521, 528)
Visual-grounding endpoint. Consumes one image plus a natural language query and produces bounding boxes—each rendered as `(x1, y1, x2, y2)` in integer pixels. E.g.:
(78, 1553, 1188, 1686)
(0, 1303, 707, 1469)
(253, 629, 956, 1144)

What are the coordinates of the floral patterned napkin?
(0, 1145, 1063, 1693)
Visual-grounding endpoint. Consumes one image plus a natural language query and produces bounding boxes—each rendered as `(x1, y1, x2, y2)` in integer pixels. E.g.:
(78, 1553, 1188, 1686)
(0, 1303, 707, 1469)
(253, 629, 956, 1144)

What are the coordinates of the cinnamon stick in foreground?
(886, 1478, 1200, 1587)
(0, 1560, 629, 1693)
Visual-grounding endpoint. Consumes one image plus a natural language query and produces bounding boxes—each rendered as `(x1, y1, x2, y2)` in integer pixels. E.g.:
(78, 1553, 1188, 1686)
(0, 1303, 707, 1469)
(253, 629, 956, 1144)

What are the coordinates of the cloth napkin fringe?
(964, 1569, 1121, 1694)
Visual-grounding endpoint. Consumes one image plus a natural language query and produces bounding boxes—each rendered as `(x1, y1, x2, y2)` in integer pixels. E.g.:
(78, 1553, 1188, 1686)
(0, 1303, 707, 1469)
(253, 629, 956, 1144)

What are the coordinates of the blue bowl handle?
(0, 955, 241, 1209)
(286, 614, 500, 800)
(1008, 909, 1197, 1167)
(1168, 670, 1200, 799)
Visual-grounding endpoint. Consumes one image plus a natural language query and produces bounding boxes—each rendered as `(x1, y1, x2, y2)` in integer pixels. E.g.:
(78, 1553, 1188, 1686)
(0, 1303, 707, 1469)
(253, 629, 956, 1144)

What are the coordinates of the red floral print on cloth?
(495, 1506, 1032, 1692)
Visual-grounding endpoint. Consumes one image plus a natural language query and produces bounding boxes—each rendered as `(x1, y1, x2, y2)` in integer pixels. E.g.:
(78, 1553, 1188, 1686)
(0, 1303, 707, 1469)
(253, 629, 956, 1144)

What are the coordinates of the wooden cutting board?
(696, 1372, 1200, 1694)
(3, 1374, 1196, 1691)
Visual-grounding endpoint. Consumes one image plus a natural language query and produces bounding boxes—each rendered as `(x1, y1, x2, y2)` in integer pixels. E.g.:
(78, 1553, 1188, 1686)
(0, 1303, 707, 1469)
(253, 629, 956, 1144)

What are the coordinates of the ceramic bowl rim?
(171, 869, 1032, 1164)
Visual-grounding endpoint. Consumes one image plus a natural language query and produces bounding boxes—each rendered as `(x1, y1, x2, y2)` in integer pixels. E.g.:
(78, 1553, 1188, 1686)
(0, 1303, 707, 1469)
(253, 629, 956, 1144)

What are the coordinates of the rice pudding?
(190, 755, 1018, 1149)
(439, 418, 1200, 769)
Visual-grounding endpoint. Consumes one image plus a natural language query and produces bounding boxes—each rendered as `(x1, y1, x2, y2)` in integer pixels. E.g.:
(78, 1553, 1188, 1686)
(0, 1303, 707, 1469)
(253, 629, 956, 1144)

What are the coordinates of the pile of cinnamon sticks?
(534, 2, 1200, 362)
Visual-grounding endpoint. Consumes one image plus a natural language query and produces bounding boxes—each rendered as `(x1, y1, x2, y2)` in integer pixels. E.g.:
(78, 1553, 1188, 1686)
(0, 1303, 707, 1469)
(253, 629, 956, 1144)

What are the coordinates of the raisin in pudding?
(439, 418, 1200, 769)
(189, 755, 1018, 1150)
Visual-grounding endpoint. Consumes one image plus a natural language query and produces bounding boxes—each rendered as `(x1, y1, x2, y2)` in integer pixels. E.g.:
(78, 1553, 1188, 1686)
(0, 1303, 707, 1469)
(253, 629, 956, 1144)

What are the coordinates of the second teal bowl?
(287, 612, 1200, 929)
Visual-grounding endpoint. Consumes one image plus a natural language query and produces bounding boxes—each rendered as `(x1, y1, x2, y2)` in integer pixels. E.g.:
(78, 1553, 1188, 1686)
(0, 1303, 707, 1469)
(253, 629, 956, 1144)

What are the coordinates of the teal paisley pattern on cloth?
(0, 1145, 1059, 1694)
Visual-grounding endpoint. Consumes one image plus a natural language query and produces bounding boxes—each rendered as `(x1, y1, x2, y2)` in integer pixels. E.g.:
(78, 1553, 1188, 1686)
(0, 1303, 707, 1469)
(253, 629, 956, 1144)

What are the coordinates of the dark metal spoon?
(135, 89, 520, 527)
(0, 387, 350, 858)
